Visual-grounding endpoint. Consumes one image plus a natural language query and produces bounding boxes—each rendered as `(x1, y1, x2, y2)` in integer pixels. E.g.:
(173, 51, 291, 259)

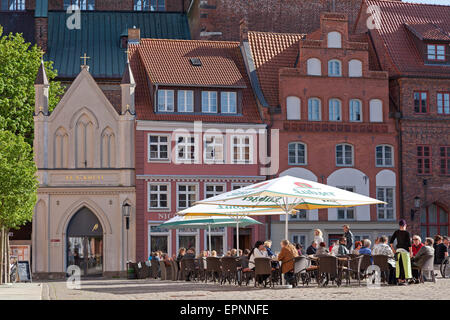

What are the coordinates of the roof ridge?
(138, 38, 240, 45)
(248, 30, 306, 37)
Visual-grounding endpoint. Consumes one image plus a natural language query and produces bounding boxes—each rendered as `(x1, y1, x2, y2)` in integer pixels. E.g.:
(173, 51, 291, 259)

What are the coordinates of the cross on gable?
(80, 53, 90, 66)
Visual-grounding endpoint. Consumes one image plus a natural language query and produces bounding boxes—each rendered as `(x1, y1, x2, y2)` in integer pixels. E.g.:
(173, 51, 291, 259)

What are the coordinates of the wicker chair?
(360, 254, 373, 278)
(159, 261, 167, 280)
(221, 257, 241, 285)
(317, 255, 341, 287)
(197, 257, 207, 281)
(254, 257, 274, 288)
(293, 256, 311, 286)
(373, 255, 390, 284)
(180, 258, 198, 281)
(346, 255, 364, 286)
(150, 259, 159, 279)
(170, 260, 180, 281)
(205, 257, 222, 283)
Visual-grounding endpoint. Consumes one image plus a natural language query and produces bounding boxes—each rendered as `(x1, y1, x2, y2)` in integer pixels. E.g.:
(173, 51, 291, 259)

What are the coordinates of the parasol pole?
(236, 215, 240, 255)
(208, 224, 212, 253)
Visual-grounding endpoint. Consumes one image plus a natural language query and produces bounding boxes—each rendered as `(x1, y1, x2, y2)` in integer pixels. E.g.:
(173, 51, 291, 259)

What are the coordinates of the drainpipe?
(265, 106, 276, 240)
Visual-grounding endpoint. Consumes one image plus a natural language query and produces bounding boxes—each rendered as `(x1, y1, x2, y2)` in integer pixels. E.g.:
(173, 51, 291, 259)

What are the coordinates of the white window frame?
(375, 144, 394, 167)
(308, 98, 321, 121)
(348, 59, 363, 77)
(147, 182, 171, 212)
(204, 183, 226, 199)
(369, 99, 383, 122)
(288, 142, 307, 165)
(376, 187, 395, 221)
(175, 134, 198, 163)
(427, 44, 445, 61)
(337, 186, 356, 220)
(176, 182, 199, 211)
(349, 99, 362, 122)
(231, 183, 251, 190)
(286, 96, 301, 120)
(329, 98, 342, 121)
(204, 227, 227, 255)
(157, 89, 174, 112)
(147, 133, 170, 162)
(221, 92, 237, 114)
(280, 209, 308, 221)
(6, 0, 26, 10)
(307, 58, 322, 76)
(291, 233, 308, 248)
(231, 135, 253, 164)
(336, 143, 354, 167)
(327, 31, 342, 48)
(148, 222, 172, 258)
(202, 91, 218, 113)
(328, 59, 342, 77)
(177, 90, 194, 112)
(204, 134, 225, 164)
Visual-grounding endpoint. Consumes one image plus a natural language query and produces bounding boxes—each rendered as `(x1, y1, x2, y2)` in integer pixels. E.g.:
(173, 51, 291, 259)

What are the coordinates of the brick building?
(355, 0, 450, 239)
(128, 39, 267, 260)
(189, 0, 400, 41)
(241, 12, 399, 250)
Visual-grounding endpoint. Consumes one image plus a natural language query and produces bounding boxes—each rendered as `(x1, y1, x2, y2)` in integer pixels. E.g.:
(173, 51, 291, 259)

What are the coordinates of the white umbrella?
(193, 175, 385, 240)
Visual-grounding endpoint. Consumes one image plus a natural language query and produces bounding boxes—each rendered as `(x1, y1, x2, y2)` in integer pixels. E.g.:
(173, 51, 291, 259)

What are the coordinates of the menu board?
(17, 261, 32, 282)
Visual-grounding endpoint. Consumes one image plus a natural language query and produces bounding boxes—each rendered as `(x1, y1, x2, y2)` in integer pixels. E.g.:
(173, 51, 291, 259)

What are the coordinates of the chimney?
(240, 18, 249, 43)
(35, 18, 48, 52)
(34, 60, 49, 115)
(128, 27, 140, 45)
(121, 59, 136, 115)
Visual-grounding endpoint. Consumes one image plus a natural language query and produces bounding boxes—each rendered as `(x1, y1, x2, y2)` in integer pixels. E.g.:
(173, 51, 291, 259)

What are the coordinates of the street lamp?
(411, 196, 420, 221)
(122, 202, 131, 230)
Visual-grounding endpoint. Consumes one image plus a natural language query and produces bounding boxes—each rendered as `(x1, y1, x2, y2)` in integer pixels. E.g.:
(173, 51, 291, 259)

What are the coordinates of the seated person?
(412, 237, 435, 282)
(337, 237, 349, 256)
(277, 239, 299, 286)
(306, 241, 317, 255)
(372, 236, 396, 284)
(352, 241, 362, 255)
(411, 235, 424, 257)
(264, 240, 275, 257)
(315, 242, 330, 256)
(248, 241, 269, 284)
(359, 239, 372, 255)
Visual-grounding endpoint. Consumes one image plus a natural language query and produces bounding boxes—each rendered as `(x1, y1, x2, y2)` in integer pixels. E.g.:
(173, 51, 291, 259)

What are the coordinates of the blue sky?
(403, 0, 449, 4)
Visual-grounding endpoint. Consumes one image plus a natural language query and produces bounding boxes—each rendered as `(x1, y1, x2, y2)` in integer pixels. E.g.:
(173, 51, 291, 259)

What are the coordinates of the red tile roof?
(365, 0, 450, 78)
(129, 39, 263, 123)
(248, 31, 305, 107)
(405, 23, 450, 41)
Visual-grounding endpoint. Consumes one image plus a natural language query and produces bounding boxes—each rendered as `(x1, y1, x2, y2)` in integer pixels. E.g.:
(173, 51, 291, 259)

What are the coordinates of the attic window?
(189, 58, 202, 67)
(427, 44, 445, 61)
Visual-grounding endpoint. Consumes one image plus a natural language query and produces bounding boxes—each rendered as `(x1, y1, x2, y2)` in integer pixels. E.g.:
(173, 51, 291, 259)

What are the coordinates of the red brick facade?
(191, 0, 400, 41)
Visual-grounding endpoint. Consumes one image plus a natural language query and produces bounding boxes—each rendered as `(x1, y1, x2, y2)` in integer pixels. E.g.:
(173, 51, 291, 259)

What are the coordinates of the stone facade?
(32, 63, 136, 278)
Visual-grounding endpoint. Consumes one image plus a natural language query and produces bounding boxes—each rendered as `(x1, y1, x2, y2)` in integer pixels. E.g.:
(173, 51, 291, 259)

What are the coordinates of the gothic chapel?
(32, 59, 136, 278)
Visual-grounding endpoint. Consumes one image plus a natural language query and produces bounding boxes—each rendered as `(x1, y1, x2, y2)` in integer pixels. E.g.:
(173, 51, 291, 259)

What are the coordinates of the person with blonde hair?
(313, 229, 324, 245)
(264, 240, 275, 257)
(211, 250, 217, 257)
(277, 239, 299, 286)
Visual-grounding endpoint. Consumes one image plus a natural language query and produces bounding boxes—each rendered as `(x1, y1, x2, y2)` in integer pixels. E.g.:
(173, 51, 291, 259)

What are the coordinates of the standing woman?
(313, 229, 324, 245)
(389, 219, 412, 285)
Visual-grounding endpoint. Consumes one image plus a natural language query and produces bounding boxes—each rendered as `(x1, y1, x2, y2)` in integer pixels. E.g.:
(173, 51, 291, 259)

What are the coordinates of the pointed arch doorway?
(66, 207, 104, 276)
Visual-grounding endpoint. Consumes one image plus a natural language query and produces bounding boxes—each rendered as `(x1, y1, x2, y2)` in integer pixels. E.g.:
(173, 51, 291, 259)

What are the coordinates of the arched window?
(421, 203, 449, 239)
(349, 99, 362, 122)
(307, 58, 322, 76)
(288, 142, 307, 165)
(54, 127, 68, 168)
(370, 99, 383, 122)
(286, 96, 301, 120)
(349, 59, 363, 77)
(101, 127, 116, 168)
(308, 98, 321, 121)
(327, 31, 342, 48)
(329, 98, 342, 121)
(336, 144, 354, 166)
(75, 114, 95, 168)
(328, 59, 342, 77)
(376, 145, 394, 167)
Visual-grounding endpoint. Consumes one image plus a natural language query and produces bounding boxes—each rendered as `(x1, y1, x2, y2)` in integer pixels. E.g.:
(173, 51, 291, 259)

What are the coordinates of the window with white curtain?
(327, 32, 342, 48)
(307, 58, 322, 76)
(369, 99, 383, 122)
(348, 59, 362, 77)
(286, 96, 301, 120)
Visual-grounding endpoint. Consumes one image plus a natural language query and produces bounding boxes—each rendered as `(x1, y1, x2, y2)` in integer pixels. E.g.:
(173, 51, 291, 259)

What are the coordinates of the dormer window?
(202, 91, 218, 113)
(157, 89, 174, 112)
(427, 44, 446, 61)
(221, 92, 237, 114)
(63, 0, 95, 10)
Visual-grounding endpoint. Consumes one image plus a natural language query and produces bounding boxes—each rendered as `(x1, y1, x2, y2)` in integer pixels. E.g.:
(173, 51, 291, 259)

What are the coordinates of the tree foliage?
(0, 26, 64, 145)
(0, 130, 38, 229)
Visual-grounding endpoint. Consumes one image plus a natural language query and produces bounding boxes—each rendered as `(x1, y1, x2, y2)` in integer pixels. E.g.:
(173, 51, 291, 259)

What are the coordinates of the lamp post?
(122, 202, 131, 264)
(410, 196, 420, 221)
